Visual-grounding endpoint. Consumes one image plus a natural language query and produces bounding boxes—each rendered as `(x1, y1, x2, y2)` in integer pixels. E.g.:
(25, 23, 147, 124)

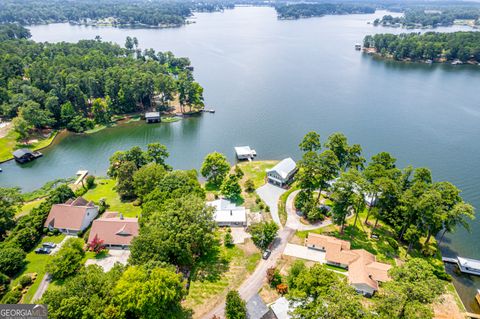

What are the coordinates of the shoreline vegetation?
(363, 31, 480, 65)
(0, 0, 234, 28)
(275, 3, 375, 20)
(0, 23, 205, 163)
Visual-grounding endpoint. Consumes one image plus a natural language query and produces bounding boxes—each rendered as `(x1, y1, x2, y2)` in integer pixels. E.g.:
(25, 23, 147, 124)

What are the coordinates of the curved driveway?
(285, 190, 332, 231)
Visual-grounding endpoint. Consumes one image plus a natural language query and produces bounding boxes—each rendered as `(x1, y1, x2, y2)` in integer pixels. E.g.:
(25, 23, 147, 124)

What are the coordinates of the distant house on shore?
(13, 148, 43, 163)
(305, 233, 391, 296)
(88, 212, 139, 249)
(44, 197, 98, 234)
(206, 199, 247, 227)
(266, 158, 297, 187)
(145, 111, 160, 123)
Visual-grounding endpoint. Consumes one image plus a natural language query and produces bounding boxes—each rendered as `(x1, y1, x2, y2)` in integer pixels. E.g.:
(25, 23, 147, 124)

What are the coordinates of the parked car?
(35, 247, 51, 254)
(42, 242, 56, 249)
(262, 249, 272, 260)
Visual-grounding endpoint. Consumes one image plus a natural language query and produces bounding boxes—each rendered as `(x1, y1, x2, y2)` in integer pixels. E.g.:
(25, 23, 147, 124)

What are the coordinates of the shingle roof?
(267, 158, 297, 179)
(88, 212, 139, 246)
(44, 197, 96, 231)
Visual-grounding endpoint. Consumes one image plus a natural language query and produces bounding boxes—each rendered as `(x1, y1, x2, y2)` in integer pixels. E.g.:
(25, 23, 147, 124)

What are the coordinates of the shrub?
(276, 283, 288, 295)
(19, 275, 32, 288)
(85, 175, 95, 189)
(255, 197, 261, 204)
(224, 232, 234, 247)
(266, 267, 282, 288)
(0, 273, 10, 299)
(265, 205, 270, 213)
(245, 179, 255, 193)
(386, 237, 399, 250)
(0, 246, 26, 277)
(225, 290, 247, 319)
(1, 289, 22, 304)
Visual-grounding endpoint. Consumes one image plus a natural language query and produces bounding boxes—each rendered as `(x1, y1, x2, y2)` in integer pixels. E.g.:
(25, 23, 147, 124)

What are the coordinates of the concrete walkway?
(256, 183, 286, 226)
(283, 243, 326, 263)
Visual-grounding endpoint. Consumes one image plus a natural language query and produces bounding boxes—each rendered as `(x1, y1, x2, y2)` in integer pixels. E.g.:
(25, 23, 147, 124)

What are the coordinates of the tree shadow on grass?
(190, 244, 231, 283)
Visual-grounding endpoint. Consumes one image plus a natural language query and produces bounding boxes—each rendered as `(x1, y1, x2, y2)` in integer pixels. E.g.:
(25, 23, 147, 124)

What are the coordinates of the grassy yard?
(184, 241, 261, 318)
(15, 234, 66, 303)
(0, 129, 57, 162)
(17, 198, 46, 217)
(237, 160, 278, 189)
(83, 179, 141, 218)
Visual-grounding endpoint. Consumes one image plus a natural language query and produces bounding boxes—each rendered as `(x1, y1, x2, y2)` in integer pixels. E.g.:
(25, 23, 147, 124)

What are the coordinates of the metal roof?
(267, 158, 297, 179)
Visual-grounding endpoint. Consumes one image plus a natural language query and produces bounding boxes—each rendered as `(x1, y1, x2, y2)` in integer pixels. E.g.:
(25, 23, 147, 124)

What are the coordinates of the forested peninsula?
(0, 24, 204, 146)
(374, 8, 480, 28)
(0, 0, 233, 28)
(275, 3, 375, 20)
(363, 31, 480, 64)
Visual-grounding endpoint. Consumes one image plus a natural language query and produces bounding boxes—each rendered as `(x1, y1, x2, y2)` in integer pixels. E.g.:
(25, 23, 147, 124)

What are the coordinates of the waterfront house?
(13, 148, 43, 163)
(87, 212, 139, 249)
(145, 112, 160, 123)
(44, 197, 99, 234)
(305, 233, 391, 296)
(206, 198, 247, 227)
(235, 146, 257, 160)
(266, 158, 297, 187)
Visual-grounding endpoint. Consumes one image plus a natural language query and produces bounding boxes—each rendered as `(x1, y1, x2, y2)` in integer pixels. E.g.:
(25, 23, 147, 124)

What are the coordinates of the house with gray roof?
(246, 294, 277, 319)
(266, 158, 297, 187)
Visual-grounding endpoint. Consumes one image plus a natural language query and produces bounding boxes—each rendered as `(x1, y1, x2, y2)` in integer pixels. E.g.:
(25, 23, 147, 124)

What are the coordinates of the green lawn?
(184, 242, 260, 318)
(238, 160, 278, 189)
(83, 179, 141, 217)
(17, 198, 46, 217)
(0, 129, 57, 162)
(15, 234, 66, 303)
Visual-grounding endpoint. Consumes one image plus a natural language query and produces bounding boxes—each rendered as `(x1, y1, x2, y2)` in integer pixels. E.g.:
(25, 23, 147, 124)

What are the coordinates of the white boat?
(0, 167, 2, 172)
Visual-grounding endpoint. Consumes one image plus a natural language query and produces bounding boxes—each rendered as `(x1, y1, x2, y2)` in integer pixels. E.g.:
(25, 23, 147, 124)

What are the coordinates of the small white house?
(207, 199, 247, 227)
(266, 158, 297, 187)
(235, 146, 256, 160)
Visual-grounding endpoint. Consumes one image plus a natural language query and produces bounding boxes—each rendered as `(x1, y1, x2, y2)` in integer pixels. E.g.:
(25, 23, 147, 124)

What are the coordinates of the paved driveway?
(85, 249, 130, 272)
(256, 183, 286, 226)
(283, 243, 326, 263)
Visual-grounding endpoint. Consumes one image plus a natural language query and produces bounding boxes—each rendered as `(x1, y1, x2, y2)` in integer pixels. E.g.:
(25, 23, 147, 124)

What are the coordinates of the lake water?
(1, 7, 479, 311)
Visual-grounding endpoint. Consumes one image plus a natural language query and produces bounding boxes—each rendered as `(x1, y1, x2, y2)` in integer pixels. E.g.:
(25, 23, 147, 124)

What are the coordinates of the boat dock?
(442, 256, 480, 276)
(203, 109, 215, 113)
(74, 170, 89, 186)
(235, 146, 256, 161)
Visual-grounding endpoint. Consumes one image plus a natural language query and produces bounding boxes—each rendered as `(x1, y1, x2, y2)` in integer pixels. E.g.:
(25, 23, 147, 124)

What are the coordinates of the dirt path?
(0, 122, 11, 138)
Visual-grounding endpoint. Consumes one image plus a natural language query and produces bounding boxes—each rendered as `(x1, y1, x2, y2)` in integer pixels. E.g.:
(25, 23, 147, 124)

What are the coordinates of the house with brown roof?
(44, 197, 99, 234)
(305, 233, 392, 296)
(88, 212, 139, 249)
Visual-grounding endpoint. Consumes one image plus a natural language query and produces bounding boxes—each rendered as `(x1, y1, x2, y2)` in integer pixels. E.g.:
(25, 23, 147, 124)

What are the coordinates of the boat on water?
(355, 43, 362, 50)
(0, 167, 2, 172)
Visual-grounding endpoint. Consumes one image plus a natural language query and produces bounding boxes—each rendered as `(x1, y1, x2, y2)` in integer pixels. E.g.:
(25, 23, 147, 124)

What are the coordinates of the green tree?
(0, 245, 26, 276)
(225, 290, 247, 319)
(201, 152, 230, 187)
(46, 238, 85, 280)
(248, 221, 279, 250)
(325, 132, 349, 170)
(130, 196, 217, 267)
(299, 131, 321, 152)
(146, 142, 170, 168)
(12, 116, 31, 143)
(116, 161, 137, 199)
(221, 174, 242, 202)
(132, 163, 167, 199)
(114, 265, 186, 318)
(60, 101, 76, 126)
(91, 97, 111, 125)
(19, 100, 53, 129)
(244, 179, 255, 193)
(0, 187, 22, 238)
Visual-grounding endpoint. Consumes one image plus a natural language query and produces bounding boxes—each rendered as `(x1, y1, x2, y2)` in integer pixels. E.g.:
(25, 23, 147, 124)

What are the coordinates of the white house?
(266, 158, 298, 187)
(207, 199, 247, 227)
(44, 197, 99, 234)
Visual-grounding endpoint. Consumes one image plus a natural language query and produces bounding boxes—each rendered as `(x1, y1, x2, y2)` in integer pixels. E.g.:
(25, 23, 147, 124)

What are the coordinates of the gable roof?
(235, 146, 254, 156)
(207, 199, 247, 224)
(44, 197, 97, 231)
(267, 158, 297, 179)
(88, 212, 139, 246)
(13, 148, 32, 158)
(305, 234, 391, 291)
